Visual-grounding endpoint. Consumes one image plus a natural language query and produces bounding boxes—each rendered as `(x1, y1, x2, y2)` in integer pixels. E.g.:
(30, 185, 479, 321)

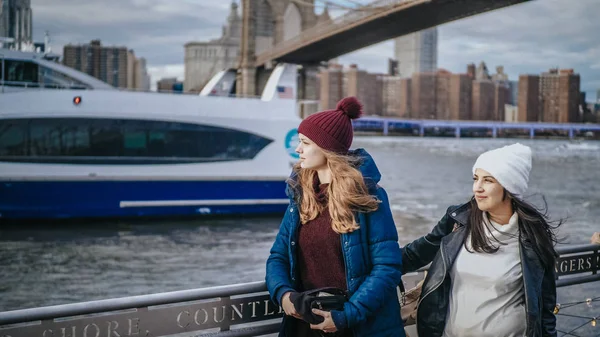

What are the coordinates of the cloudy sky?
(31, 0, 600, 101)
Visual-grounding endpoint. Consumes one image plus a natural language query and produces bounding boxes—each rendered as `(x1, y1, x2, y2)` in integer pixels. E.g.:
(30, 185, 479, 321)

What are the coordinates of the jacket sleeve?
(541, 264, 557, 337)
(331, 187, 403, 329)
(400, 206, 457, 273)
(265, 203, 296, 306)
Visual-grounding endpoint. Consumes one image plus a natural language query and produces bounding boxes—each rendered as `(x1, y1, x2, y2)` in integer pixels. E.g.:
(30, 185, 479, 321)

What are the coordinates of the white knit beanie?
(472, 143, 532, 199)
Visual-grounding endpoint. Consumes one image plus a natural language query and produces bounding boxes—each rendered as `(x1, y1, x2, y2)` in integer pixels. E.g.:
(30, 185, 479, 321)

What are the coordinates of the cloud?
(31, 0, 600, 101)
(32, 0, 228, 65)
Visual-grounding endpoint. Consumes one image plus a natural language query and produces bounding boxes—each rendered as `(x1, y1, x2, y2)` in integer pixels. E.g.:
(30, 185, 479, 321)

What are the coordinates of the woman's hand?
(281, 292, 302, 319)
(310, 309, 338, 333)
(591, 232, 600, 244)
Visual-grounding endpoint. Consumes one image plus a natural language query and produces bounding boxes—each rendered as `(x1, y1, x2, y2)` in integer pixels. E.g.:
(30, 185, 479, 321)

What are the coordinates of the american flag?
(277, 85, 294, 99)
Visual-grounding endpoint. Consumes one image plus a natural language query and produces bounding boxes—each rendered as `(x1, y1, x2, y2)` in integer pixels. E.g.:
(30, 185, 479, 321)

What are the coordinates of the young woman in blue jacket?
(265, 97, 405, 337)
(402, 143, 560, 337)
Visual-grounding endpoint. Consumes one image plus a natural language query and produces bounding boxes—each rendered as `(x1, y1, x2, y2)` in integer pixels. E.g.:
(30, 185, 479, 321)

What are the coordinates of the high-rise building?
(435, 70, 451, 120)
(0, 0, 33, 50)
(449, 74, 472, 120)
(505, 105, 519, 122)
(399, 78, 412, 118)
(411, 72, 437, 119)
(63, 39, 130, 88)
(380, 75, 402, 117)
(345, 65, 378, 116)
(518, 75, 540, 122)
(540, 68, 560, 122)
(134, 57, 150, 91)
(508, 81, 519, 105)
(475, 61, 491, 81)
(493, 83, 510, 121)
(472, 80, 495, 120)
(0, 0, 8, 43)
(466, 63, 476, 79)
(558, 69, 580, 123)
(184, 2, 241, 93)
(540, 68, 580, 123)
(394, 27, 437, 79)
(387, 58, 399, 76)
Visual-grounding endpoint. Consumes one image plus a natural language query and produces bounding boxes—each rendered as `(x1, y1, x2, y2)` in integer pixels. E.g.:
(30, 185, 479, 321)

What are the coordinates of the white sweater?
(442, 212, 527, 337)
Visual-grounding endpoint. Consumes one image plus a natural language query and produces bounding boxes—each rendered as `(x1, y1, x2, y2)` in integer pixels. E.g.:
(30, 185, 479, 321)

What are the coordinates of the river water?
(1, 137, 598, 335)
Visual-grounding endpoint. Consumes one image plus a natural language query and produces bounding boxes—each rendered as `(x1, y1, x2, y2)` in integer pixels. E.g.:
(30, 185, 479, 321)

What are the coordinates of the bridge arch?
(282, 3, 302, 41)
(254, 0, 275, 55)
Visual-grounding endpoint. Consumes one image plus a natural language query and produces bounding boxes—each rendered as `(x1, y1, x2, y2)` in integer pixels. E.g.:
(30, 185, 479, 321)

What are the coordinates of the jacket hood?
(285, 148, 381, 199)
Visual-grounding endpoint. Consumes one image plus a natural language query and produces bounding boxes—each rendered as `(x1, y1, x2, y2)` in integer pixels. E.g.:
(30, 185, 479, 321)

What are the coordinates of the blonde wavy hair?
(289, 150, 380, 234)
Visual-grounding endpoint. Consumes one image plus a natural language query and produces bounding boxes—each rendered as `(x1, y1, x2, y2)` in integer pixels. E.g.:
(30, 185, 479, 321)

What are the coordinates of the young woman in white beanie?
(401, 143, 561, 337)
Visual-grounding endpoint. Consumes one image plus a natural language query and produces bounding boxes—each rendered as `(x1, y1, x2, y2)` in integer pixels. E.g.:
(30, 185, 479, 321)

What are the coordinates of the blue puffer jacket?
(265, 148, 405, 337)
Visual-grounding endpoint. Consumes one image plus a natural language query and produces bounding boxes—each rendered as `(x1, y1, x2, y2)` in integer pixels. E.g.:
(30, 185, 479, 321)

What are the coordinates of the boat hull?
(0, 179, 289, 219)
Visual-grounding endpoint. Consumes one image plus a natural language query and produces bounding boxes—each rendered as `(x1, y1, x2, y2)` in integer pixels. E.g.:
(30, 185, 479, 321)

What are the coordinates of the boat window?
(1, 59, 39, 84)
(38, 65, 91, 90)
(0, 118, 273, 164)
(0, 120, 27, 156)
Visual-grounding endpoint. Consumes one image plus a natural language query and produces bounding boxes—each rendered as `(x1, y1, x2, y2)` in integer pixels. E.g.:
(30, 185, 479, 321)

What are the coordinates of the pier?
(1, 243, 598, 337)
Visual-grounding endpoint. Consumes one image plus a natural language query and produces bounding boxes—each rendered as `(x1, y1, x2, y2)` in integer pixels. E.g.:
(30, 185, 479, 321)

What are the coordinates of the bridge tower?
(237, 0, 323, 99)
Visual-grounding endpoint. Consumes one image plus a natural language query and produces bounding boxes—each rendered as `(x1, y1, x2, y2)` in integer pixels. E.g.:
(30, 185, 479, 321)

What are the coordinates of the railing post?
(383, 120, 389, 136)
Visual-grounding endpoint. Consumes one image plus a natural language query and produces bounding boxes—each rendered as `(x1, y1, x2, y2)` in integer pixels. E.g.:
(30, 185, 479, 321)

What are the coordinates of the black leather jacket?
(401, 202, 557, 337)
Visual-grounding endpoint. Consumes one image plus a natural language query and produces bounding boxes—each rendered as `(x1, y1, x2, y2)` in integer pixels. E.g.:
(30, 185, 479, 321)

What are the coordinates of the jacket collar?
(447, 202, 471, 227)
(446, 201, 545, 270)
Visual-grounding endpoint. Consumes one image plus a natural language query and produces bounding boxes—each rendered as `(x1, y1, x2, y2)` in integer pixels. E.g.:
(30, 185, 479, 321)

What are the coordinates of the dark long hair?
(466, 191, 562, 268)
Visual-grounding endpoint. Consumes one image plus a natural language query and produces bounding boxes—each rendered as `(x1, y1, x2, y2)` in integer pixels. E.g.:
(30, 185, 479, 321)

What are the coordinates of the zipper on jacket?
(340, 234, 350, 289)
(518, 240, 530, 333)
(416, 241, 448, 311)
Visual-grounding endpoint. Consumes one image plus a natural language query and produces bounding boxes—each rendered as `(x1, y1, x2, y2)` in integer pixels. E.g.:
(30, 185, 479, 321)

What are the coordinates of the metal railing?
(0, 81, 267, 99)
(0, 243, 598, 337)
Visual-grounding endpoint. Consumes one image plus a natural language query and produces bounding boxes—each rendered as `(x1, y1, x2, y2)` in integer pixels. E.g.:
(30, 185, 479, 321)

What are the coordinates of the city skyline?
(28, 0, 600, 100)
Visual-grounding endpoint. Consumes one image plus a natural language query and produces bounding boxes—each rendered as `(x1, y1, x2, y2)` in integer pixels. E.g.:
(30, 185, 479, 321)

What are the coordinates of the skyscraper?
(0, 0, 9, 41)
(518, 75, 540, 122)
(539, 68, 580, 123)
(393, 27, 438, 78)
(0, 0, 33, 50)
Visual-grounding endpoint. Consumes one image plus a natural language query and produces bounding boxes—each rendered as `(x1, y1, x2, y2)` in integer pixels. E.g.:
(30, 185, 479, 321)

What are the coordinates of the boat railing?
(0, 80, 90, 90)
(0, 82, 265, 99)
(0, 243, 598, 337)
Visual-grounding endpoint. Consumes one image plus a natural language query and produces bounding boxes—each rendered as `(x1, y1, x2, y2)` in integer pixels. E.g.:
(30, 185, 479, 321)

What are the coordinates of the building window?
(0, 118, 274, 164)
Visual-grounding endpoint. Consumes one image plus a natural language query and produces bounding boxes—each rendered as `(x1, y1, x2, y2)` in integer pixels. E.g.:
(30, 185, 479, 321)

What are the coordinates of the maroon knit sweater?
(295, 182, 351, 337)
(297, 183, 347, 291)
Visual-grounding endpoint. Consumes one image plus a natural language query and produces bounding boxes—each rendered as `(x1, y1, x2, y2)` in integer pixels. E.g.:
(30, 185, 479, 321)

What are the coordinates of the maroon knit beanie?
(297, 96, 363, 154)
